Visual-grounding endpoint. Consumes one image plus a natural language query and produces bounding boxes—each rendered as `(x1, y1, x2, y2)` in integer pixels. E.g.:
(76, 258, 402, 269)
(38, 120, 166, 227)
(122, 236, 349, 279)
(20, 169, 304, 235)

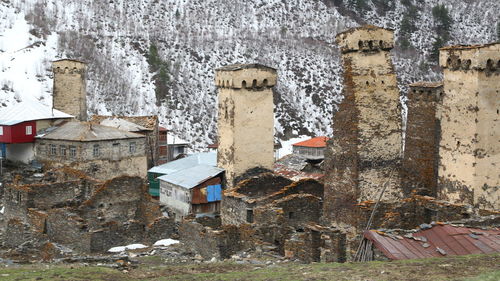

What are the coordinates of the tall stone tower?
(323, 25, 403, 226)
(215, 64, 277, 188)
(438, 44, 499, 210)
(52, 59, 87, 121)
(402, 82, 443, 197)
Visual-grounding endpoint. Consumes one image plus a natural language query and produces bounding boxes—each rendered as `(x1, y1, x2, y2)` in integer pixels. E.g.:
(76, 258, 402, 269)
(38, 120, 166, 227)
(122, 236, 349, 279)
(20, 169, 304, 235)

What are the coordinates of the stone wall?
(284, 225, 346, 263)
(216, 64, 277, 187)
(221, 173, 292, 225)
(179, 220, 256, 259)
(438, 44, 499, 210)
(402, 82, 443, 196)
(36, 138, 147, 180)
(254, 194, 322, 229)
(52, 59, 87, 121)
(3, 177, 98, 222)
(46, 208, 91, 252)
(323, 25, 403, 226)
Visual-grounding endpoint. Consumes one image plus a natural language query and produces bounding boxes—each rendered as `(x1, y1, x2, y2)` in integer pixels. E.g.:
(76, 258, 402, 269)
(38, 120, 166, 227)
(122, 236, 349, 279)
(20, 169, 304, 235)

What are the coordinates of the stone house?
(35, 121, 147, 180)
(91, 115, 159, 168)
(221, 173, 324, 226)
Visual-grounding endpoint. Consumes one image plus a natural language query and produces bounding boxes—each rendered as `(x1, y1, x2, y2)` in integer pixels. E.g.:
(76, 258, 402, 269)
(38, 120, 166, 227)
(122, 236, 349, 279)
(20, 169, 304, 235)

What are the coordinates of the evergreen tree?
(431, 4, 453, 63)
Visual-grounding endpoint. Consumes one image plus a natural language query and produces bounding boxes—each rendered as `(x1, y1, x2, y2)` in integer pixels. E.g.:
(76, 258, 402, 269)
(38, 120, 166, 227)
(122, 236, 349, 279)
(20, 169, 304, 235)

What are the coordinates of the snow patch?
(153, 239, 179, 247)
(107, 243, 148, 253)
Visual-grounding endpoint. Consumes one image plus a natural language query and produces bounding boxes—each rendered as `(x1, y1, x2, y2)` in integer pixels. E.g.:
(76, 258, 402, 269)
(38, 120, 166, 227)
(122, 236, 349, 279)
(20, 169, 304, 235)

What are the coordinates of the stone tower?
(215, 64, 277, 188)
(323, 25, 403, 225)
(438, 43, 499, 210)
(52, 59, 87, 121)
(402, 82, 443, 197)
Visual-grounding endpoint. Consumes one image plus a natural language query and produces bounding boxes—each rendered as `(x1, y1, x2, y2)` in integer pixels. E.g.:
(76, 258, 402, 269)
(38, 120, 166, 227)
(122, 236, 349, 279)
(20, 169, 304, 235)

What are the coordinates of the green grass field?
(0, 253, 498, 281)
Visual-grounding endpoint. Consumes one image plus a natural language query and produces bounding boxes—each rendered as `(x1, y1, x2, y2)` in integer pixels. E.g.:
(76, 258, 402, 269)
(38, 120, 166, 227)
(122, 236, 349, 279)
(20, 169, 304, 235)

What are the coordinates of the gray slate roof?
(38, 121, 145, 141)
(157, 165, 224, 189)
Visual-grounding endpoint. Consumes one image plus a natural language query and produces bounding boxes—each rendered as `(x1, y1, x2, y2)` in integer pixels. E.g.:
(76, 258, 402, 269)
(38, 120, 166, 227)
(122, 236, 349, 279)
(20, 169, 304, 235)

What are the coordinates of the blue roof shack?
(147, 152, 225, 219)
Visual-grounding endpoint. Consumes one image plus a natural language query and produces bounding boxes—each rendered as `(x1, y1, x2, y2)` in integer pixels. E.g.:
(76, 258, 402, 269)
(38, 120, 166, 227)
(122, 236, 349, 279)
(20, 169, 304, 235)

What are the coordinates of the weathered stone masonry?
(215, 64, 277, 188)
(438, 44, 500, 210)
(323, 25, 403, 226)
(402, 82, 443, 197)
(53, 59, 87, 121)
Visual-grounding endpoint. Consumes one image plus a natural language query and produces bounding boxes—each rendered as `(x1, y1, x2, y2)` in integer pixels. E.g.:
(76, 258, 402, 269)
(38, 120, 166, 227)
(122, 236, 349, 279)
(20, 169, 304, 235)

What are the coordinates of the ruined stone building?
(323, 26, 403, 226)
(402, 82, 443, 197)
(35, 121, 147, 180)
(2, 168, 173, 253)
(90, 115, 160, 168)
(52, 59, 87, 121)
(215, 64, 277, 187)
(438, 44, 500, 210)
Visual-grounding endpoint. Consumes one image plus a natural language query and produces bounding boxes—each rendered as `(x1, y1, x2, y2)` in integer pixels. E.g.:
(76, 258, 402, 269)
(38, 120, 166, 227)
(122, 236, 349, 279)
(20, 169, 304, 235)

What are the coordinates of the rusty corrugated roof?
(365, 224, 500, 260)
(292, 136, 329, 148)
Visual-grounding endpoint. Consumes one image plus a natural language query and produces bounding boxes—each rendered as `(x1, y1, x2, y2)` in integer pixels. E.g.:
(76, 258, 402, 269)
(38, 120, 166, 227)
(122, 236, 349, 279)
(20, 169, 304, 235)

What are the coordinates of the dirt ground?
(0, 253, 498, 281)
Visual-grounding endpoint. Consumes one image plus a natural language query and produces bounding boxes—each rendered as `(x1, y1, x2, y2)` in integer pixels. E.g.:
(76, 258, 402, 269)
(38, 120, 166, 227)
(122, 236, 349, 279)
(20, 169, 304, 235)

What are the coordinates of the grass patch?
(0, 254, 498, 281)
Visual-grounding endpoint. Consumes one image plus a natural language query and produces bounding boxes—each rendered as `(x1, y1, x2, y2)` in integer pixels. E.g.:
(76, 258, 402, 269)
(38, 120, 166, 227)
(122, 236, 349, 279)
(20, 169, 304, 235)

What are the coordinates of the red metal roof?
(292, 136, 329, 148)
(364, 224, 500, 260)
(159, 126, 168, 132)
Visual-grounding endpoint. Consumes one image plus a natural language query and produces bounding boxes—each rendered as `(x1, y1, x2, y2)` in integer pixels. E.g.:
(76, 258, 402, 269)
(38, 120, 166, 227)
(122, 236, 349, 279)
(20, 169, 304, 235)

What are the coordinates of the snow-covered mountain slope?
(1, 0, 498, 150)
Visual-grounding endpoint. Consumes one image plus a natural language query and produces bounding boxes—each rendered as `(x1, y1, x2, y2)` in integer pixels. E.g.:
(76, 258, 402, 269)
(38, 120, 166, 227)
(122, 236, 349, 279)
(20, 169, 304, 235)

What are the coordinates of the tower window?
(241, 80, 247, 88)
(129, 142, 136, 154)
(93, 144, 100, 157)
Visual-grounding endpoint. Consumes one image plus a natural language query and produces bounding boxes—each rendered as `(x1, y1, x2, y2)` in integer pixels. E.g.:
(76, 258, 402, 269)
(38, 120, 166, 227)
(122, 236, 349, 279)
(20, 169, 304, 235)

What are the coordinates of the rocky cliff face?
(1, 0, 498, 150)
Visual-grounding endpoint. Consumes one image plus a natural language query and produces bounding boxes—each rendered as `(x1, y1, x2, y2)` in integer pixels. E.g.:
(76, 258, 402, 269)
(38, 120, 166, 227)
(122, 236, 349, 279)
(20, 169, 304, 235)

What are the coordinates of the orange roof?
(292, 137, 329, 148)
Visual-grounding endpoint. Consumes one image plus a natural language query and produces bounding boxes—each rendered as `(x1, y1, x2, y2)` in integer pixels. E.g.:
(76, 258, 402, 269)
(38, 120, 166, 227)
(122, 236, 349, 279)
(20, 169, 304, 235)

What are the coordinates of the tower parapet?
(336, 25, 394, 53)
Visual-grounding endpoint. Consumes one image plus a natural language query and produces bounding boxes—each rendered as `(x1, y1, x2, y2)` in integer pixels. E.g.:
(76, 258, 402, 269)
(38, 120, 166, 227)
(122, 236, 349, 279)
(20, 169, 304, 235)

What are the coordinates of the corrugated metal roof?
(148, 152, 217, 175)
(38, 121, 145, 141)
(158, 164, 224, 189)
(0, 101, 73, 126)
(365, 224, 500, 260)
(99, 117, 149, 132)
(292, 136, 329, 148)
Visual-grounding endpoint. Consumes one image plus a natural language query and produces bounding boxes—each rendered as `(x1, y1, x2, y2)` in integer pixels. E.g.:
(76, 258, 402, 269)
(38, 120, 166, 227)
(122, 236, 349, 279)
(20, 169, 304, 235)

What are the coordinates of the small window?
(177, 146, 185, 155)
(69, 146, 77, 158)
(60, 145, 67, 156)
(129, 142, 136, 154)
(17, 191, 22, 203)
(26, 125, 32, 135)
(93, 144, 100, 157)
(0, 126, 3, 135)
(50, 144, 57, 155)
(246, 209, 254, 223)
